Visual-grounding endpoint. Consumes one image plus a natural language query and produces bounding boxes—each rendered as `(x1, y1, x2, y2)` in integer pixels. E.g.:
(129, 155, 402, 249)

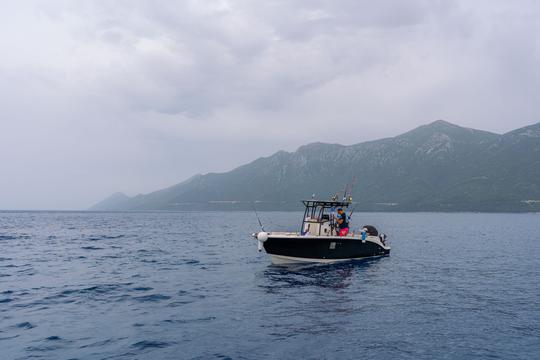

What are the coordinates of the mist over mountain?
(91, 120, 540, 212)
(90, 192, 131, 211)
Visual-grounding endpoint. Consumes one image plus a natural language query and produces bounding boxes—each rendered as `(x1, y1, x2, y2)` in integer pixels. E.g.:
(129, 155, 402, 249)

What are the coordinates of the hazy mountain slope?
(89, 192, 131, 211)
(92, 120, 540, 212)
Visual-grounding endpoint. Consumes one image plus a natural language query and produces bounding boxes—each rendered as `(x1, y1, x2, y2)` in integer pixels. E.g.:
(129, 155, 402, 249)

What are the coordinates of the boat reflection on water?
(255, 257, 390, 340)
(258, 257, 387, 291)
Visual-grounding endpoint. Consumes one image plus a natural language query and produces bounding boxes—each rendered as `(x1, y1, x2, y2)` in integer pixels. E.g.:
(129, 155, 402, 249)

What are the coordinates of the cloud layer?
(1, 0, 539, 209)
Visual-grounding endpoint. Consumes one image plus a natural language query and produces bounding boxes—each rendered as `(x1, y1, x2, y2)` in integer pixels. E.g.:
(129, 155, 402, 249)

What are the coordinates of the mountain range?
(90, 120, 540, 212)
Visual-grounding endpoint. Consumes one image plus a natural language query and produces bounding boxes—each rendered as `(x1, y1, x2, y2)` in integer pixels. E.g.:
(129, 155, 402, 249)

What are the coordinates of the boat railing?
(268, 231, 372, 240)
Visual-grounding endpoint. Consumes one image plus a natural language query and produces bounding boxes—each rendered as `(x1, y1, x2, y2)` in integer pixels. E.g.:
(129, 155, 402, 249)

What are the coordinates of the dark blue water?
(1, 211, 539, 360)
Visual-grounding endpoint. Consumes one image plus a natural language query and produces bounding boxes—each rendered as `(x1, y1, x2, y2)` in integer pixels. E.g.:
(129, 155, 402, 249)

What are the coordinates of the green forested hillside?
(90, 120, 540, 212)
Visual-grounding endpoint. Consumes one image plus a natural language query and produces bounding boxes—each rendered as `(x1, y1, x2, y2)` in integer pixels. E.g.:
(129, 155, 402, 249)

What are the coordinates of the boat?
(253, 197, 390, 264)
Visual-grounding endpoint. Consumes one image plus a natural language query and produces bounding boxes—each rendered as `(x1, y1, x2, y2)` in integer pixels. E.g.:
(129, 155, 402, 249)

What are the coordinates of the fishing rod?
(342, 176, 357, 202)
(347, 176, 358, 218)
(348, 203, 357, 218)
(252, 202, 265, 232)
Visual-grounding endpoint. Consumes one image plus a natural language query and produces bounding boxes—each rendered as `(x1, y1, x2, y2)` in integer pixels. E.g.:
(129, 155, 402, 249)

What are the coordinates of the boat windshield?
(300, 200, 350, 235)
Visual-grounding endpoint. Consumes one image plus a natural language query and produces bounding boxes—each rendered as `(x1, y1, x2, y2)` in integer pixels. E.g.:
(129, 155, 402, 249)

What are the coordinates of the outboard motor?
(362, 225, 379, 236)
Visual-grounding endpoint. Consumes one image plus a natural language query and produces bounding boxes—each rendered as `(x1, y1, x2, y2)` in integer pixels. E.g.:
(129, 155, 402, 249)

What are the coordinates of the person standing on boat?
(335, 208, 349, 236)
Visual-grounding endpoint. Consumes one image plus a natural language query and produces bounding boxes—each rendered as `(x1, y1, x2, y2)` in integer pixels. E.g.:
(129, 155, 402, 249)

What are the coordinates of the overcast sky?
(1, 0, 539, 209)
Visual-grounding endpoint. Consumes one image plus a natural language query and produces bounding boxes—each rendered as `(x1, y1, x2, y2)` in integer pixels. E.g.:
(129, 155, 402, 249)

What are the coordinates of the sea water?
(0, 211, 539, 360)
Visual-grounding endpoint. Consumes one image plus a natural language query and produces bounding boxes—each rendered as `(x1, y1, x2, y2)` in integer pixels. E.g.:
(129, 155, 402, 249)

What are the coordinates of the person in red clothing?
(335, 208, 349, 236)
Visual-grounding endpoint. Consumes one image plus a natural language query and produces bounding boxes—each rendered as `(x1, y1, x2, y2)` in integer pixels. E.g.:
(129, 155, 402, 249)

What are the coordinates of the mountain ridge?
(90, 120, 540, 212)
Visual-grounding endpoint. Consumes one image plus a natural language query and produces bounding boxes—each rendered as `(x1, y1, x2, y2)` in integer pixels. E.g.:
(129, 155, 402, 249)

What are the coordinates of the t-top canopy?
(302, 199, 351, 209)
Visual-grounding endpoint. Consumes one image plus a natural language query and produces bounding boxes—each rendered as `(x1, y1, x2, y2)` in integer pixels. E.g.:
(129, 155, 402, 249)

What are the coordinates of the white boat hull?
(269, 254, 387, 265)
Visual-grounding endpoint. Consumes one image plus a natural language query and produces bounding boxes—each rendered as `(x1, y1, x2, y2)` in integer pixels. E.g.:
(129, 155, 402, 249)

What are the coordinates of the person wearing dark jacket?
(335, 208, 349, 236)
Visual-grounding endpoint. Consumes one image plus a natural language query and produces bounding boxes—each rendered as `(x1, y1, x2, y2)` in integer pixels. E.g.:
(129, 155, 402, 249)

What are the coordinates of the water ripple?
(131, 340, 171, 350)
(0, 211, 538, 360)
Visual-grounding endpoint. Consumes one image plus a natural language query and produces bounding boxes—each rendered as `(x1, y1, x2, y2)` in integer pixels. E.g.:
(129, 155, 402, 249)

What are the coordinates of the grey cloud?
(0, 0, 539, 209)
(28, 0, 453, 116)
